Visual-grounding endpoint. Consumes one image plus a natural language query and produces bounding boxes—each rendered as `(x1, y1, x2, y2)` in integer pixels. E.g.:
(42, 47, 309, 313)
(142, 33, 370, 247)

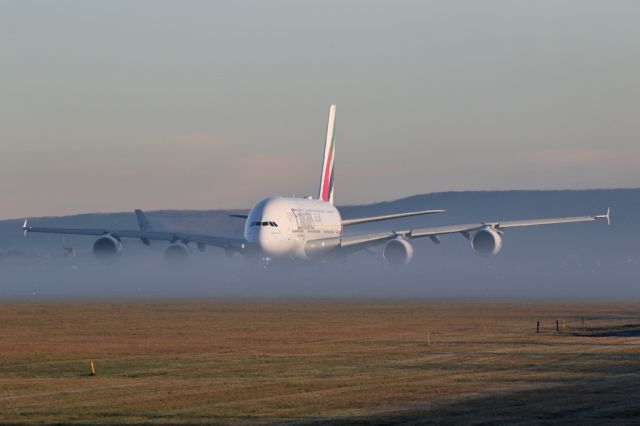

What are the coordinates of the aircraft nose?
(257, 230, 273, 252)
(245, 220, 280, 254)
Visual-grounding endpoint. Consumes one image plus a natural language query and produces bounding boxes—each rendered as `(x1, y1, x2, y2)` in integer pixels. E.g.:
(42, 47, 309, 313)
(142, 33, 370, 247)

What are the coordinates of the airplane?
(22, 105, 610, 266)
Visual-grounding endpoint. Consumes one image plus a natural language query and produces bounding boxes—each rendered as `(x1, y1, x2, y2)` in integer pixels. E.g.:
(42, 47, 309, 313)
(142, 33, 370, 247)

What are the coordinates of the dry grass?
(1, 300, 640, 424)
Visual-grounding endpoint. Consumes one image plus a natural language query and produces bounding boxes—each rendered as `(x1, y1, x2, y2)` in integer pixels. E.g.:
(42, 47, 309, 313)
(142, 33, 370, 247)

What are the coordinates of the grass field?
(1, 300, 640, 424)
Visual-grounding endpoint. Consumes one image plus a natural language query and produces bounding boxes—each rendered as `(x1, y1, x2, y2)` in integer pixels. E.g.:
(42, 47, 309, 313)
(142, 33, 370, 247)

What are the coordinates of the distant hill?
(1, 188, 636, 252)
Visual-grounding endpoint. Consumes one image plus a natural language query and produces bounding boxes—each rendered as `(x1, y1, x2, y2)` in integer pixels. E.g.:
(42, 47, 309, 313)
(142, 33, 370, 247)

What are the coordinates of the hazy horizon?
(2, 188, 635, 300)
(2, 1, 639, 219)
(0, 186, 635, 221)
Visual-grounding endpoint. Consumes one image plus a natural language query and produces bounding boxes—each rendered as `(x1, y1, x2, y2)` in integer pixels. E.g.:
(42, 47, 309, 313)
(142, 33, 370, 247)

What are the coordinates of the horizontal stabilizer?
(134, 209, 153, 245)
(135, 209, 152, 231)
(229, 214, 248, 219)
(342, 209, 445, 226)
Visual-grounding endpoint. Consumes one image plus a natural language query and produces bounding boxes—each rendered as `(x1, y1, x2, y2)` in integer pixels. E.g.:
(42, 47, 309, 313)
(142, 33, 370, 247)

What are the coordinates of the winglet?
(595, 207, 611, 225)
(22, 219, 29, 237)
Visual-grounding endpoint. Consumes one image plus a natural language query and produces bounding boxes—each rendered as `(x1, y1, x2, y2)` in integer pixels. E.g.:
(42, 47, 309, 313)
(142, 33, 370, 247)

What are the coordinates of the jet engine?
(164, 242, 191, 267)
(92, 235, 122, 261)
(383, 237, 414, 265)
(470, 227, 503, 257)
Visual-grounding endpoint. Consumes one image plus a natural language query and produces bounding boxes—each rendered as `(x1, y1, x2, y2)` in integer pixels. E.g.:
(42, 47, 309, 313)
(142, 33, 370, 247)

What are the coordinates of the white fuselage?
(244, 197, 342, 258)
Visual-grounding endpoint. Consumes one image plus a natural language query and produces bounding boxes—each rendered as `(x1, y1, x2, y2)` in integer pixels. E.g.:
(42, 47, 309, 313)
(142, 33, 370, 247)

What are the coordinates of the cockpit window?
(251, 221, 278, 227)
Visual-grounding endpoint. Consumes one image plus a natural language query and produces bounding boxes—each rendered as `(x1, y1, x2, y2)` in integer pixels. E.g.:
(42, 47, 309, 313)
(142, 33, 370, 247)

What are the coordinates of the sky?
(1, 0, 639, 219)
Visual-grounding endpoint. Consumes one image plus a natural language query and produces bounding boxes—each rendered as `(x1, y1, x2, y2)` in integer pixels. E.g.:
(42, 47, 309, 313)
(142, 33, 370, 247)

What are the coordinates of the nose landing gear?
(259, 256, 272, 271)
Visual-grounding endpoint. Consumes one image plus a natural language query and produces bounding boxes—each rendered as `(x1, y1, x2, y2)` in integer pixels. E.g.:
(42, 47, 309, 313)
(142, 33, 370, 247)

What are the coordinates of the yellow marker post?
(89, 361, 96, 376)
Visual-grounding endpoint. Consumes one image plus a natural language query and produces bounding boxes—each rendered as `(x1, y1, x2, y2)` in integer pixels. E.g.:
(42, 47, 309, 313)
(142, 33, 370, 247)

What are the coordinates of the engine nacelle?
(164, 242, 191, 267)
(383, 237, 414, 265)
(92, 235, 122, 261)
(471, 227, 503, 257)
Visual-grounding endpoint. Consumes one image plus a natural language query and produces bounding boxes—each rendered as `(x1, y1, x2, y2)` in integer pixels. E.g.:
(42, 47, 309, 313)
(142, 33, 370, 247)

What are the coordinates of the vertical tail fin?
(318, 104, 336, 204)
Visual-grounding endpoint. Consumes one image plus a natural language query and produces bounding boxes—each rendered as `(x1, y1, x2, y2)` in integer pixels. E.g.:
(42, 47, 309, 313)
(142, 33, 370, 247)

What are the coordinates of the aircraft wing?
(338, 209, 610, 253)
(22, 221, 247, 251)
